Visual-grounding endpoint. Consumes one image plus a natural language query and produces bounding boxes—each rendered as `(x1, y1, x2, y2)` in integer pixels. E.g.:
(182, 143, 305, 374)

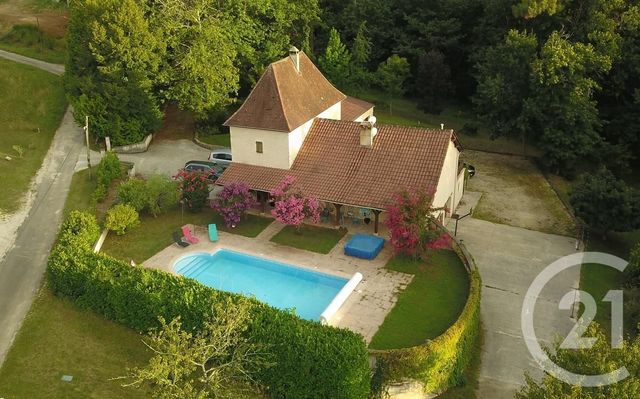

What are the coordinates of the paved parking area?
(450, 192, 579, 398)
(77, 139, 213, 177)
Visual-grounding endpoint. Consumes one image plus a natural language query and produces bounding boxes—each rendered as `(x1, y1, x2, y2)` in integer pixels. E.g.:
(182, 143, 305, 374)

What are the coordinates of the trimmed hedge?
(370, 258, 481, 393)
(48, 212, 370, 398)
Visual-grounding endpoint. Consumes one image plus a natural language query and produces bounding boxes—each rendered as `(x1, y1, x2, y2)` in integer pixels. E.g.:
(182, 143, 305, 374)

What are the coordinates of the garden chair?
(208, 224, 218, 242)
(172, 231, 190, 248)
(181, 225, 199, 244)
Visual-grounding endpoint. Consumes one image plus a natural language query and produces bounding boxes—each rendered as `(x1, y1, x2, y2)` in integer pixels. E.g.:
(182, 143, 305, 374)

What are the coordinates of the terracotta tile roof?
(224, 52, 346, 132)
(218, 119, 457, 210)
(341, 96, 374, 121)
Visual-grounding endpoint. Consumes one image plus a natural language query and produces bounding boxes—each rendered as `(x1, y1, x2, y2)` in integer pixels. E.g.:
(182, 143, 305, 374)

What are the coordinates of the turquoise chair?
(208, 224, 218, 242)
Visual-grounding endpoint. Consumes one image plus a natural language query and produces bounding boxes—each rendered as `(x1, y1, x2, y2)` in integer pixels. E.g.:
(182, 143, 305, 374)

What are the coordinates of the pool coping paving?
(141, 222, 413, 342)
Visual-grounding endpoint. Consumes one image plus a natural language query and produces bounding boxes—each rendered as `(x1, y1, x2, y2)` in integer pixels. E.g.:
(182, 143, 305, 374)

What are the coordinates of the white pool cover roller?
(320, 272, 363, 325)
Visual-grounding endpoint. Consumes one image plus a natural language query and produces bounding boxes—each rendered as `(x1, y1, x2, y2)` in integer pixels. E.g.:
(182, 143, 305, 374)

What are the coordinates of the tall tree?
(125, 297, 271, 398)
(416, 49, 454, 113)
(350, 22, 372, 90)
(375, 54, 410, 113)
(524, 32, 611, 172)
(149, 0, 239, 117)
(65, 0, 162, 145)
(474, 30, 538, 139)
(318, 28, 352, 89)
(512, 0, 564, 19)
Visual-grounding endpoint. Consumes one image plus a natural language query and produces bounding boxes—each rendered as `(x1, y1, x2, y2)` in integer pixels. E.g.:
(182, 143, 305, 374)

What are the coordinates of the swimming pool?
(174, 249, 361, 322)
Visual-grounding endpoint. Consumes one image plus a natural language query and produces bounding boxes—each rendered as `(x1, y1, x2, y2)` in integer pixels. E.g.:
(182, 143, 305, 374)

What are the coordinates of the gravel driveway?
(463, 150, 575, 236)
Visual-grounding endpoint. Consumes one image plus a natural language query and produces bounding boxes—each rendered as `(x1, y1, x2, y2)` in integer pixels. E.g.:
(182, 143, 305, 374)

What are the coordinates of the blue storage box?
(344, 234, 385, 260)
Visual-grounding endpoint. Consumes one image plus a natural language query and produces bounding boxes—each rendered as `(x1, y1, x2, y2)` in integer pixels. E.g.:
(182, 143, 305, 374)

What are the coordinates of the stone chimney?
(289, 46, 300, 73)
(360, 115, 378, 148)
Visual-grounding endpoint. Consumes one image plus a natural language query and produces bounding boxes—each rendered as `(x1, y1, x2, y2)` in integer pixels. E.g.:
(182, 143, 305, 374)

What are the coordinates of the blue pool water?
(174, 249, 348, 320)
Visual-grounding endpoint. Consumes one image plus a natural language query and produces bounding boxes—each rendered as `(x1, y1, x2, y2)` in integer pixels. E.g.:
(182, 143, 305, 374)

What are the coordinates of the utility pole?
(84, 116, 92, 178)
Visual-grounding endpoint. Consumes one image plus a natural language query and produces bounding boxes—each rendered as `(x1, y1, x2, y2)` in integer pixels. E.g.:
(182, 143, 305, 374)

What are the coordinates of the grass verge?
(547, 173, 640, 333)
(0, 287, 151, 399)
(270, 224, 347, 254)
(0, 57, 66, 214)
(101, 208, 273, 263)
(62, 167, 96, 217)
(581, 230, 640, 333)
(369, 250, 470, 349)
(196, 132, 230, 147)
(0, 24, 66, 64)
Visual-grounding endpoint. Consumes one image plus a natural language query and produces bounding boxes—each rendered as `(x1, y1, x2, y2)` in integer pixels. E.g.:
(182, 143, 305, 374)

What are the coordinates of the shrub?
(96, 151, 121, 188)
(1, 24, 57, 50)
(91, 183, 108, 203)
(58, 210, 101, 249)
(117, 178, 147, 211)
(105, 204, 140, 235)
(211, 182, 256, 227)
(144, 175, 180, 217)
(174, 169, 210, 212)
(48, 212, 371, 398)
(384, 189, 445, 258)
(270, 176, 320, 231)
(93, 151, 121, 202)
(117, 176, 179, 216)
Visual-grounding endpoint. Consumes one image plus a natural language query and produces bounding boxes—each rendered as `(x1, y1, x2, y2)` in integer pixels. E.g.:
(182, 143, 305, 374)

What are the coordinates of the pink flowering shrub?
(270, 176, 320, 232)
(173, 169, 210, 212)
(384, 189, 448, 258)
(211, 182, 257, 227)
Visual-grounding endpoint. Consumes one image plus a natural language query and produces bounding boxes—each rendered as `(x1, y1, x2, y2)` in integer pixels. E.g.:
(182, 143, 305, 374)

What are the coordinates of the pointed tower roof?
(224, 51, 346, 132)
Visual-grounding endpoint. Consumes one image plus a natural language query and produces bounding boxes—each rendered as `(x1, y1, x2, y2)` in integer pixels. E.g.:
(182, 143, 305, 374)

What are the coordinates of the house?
(217, 47, 465, 233)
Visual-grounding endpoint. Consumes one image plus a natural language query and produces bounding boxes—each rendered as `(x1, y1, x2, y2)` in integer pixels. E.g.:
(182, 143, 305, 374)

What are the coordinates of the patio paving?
(142, 221, 412, 342)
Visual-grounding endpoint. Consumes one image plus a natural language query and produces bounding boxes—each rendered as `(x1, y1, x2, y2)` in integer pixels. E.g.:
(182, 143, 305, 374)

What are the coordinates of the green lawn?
(0, 287, 151, 399)
(270, 224, 347, 254)
(102, 208, 273, 263)
(354, 90, 540, 157)
(369, 250, 470, 350)
(0, 57, 66, 214)
(197, 132, 231, 147)
(211, 211, 273, 238)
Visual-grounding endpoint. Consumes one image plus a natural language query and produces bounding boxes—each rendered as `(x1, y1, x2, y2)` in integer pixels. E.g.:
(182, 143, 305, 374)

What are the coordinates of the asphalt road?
(0, 53, 76, 366)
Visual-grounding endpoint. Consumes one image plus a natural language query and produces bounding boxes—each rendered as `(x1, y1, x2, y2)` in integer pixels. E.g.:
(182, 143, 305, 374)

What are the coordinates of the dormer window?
(256, 141, 263, 153)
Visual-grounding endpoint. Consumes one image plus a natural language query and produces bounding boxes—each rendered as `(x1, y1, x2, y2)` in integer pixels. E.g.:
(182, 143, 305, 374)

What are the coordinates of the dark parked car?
(184, 160, 226, 182)
(465, 163, 476, 178)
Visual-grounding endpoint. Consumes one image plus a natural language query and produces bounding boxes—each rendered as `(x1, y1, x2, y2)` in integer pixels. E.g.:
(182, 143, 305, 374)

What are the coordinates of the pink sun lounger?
(181, 225, 199, 244)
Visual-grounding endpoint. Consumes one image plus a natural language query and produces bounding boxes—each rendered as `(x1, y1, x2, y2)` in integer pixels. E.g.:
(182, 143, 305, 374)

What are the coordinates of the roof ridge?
(270, 63, 292, 131)
(224, 64, 286, 129)
(316, 117, 455, 134)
